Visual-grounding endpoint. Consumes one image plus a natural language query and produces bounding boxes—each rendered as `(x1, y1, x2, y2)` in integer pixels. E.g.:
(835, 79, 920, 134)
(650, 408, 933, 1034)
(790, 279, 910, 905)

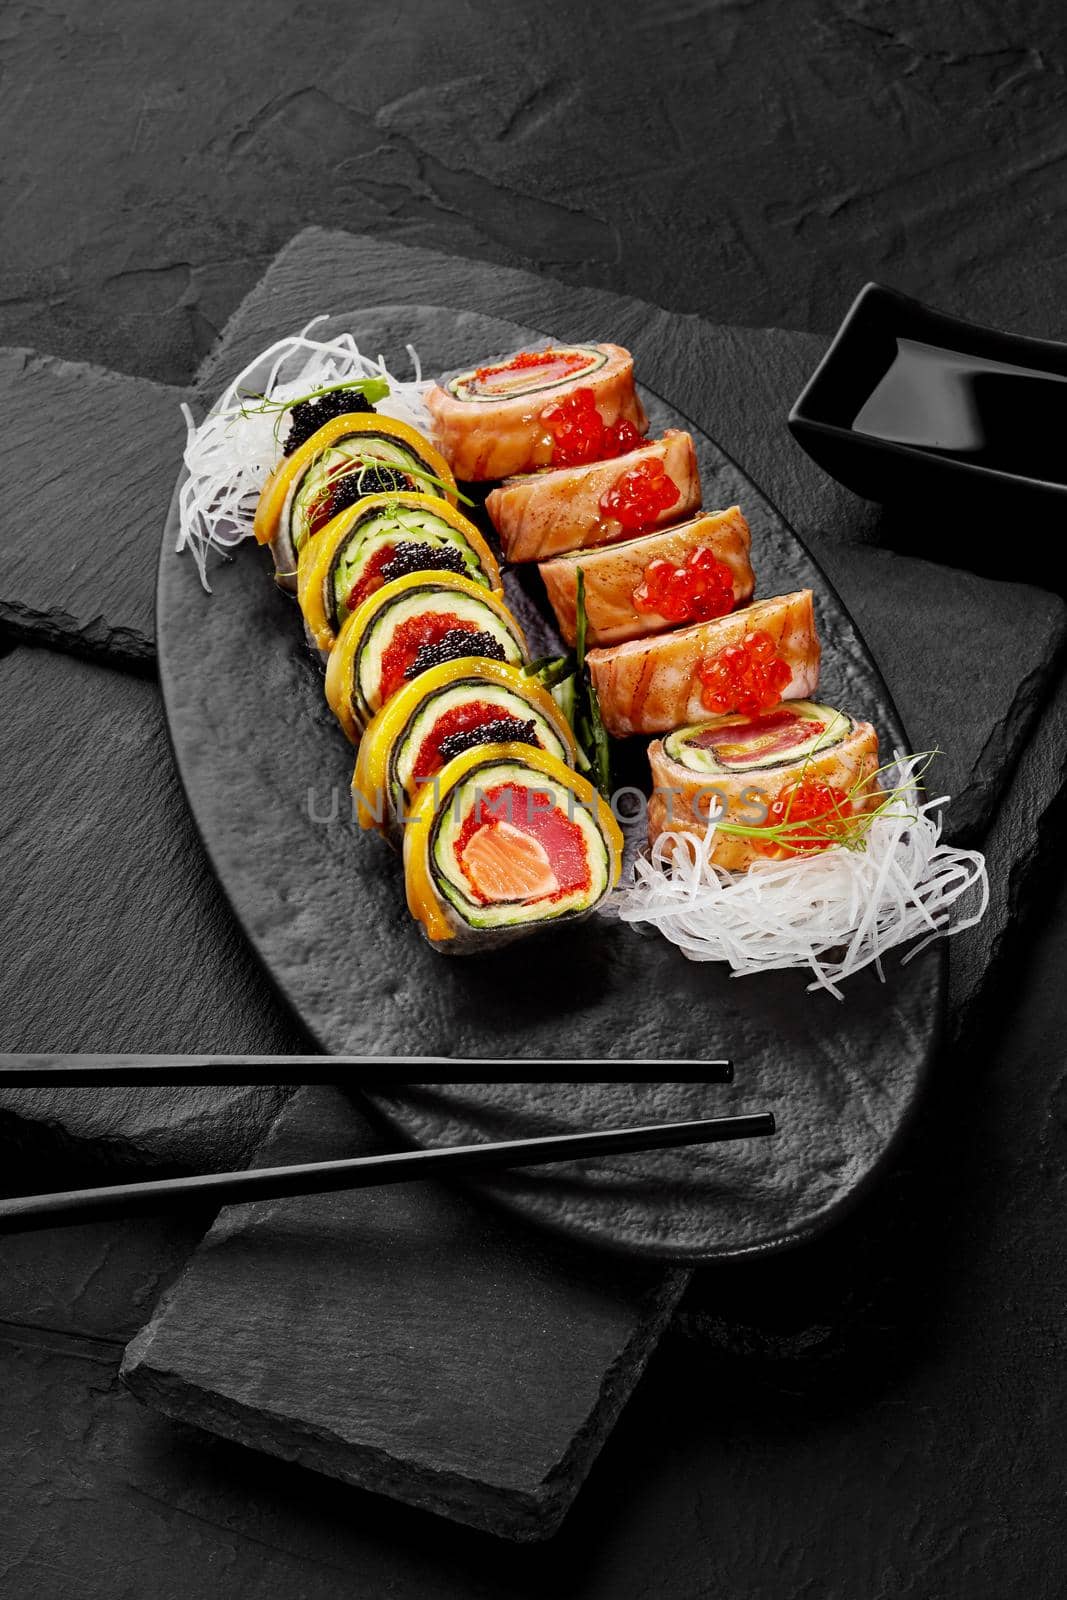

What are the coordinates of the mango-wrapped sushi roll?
(253, 414, 457, 590)
(298, 492, 502, 654)
(539, 506, 754, 648)
(426, 342, 648, 481)
(587, 591, 820, 737)
(404, 743, 623, 951)
(647, 701, 880, 870)
(485, 430, 701, 563)
(353, 658, 577, 842)
(324, 572, 526, 742)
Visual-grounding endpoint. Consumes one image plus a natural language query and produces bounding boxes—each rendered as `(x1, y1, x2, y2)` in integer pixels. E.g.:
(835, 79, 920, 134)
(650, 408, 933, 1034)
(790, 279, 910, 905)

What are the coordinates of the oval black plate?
(158, 304, 944, 1263)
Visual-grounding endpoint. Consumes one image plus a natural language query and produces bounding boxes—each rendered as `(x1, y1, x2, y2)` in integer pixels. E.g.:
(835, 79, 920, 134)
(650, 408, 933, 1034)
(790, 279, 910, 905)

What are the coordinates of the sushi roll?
(425, 342, 648, 481)
(353, 658, 578, 842)
(539, 506, 755, 648)
(297, 492, 503, 655)
(403, 742, 623, 951)
(485, 430, 701, 563)
(324, 571, 527, 742)
(253, 414, 457, 590)
(647, 701, 881, 869)
(587, 591, 820, 736)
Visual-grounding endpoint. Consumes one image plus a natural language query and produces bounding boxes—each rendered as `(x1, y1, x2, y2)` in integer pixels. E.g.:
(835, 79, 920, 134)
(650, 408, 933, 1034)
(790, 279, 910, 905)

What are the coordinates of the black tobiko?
(380, 542, 470, 583)
(405, 629, 508, 680)
(437, 717, 539, 764)
(283, 388, 375, 454)
(327, 466, 411, 518)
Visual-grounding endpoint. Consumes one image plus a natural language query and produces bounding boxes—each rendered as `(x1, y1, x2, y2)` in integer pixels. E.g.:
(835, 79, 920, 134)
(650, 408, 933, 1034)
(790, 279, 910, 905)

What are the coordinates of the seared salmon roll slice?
(353, 658, 578, 842)
(253, 414, 457, 590)
(647, 701, 880, 870)
(404, 743, 623, 951)
(485, 430, 701, 563)
(297, 492, 503, 655)
(426, 342, 648, 481)
(324, 571, 526, 742)
(539, 506, 754, 648)
(587, 590, 820, 737)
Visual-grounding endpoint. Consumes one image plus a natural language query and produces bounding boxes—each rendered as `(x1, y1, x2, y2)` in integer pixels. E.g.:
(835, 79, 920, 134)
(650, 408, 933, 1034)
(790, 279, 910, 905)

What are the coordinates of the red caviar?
(600, 457, 680, 532)
(307, 458, 355, 537)
(541, 388, 604, 467)
(540, 388, 644, 467)
(633, 546, 735, 623)
(603, 418, 643, 456)
(411, 701, 525, 781)
(697, 629, 792, 714)
(753, 777, 853, 857)
(346, 543, 397, 611)
(378, 612, 477, 704)
(475, 348, 588, 385)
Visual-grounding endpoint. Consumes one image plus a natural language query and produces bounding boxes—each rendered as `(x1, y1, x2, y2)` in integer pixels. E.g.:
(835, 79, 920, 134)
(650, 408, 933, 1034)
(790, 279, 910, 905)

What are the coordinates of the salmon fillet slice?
(460, 821, 560, 903)
(426, 342, 648, 482)
(485, 430, 701, 563)
(647, 711, 880, 871)
(539, 506, 754, 647)
(587, 590, 821, 736)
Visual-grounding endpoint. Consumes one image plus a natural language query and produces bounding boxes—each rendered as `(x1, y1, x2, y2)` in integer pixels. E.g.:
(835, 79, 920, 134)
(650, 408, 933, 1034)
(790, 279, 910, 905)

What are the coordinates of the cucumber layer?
(664, 702, 851, 775)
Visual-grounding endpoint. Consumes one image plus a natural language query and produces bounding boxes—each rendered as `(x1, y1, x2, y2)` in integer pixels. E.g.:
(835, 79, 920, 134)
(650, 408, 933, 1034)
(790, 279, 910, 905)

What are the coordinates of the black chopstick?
(0, 1055, 734, 1087)
(0, 1112, 774, 1232)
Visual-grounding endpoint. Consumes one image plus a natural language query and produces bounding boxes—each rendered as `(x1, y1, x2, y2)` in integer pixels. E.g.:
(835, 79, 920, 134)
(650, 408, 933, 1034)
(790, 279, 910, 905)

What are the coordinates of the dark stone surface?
(0, 347, 187, 666)
(159, 302, 945, 1261)
(122, 1086, 687, 1539)
(0, 2, 1064, 1584)
(0, 645, 304, 1163)
(950, 659, 1067, 1042)
(3, 2, 1064, 385)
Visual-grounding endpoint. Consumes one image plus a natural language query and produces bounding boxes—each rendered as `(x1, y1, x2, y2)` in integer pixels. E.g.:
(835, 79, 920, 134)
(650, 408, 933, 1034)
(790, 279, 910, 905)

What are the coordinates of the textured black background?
(1, 1, 1066, 1595)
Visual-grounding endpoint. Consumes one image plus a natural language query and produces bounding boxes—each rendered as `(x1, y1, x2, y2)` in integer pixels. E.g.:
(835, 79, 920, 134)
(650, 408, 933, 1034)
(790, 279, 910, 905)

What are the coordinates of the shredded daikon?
(603, 753, 988, 998)
(176, 316, 434, 589)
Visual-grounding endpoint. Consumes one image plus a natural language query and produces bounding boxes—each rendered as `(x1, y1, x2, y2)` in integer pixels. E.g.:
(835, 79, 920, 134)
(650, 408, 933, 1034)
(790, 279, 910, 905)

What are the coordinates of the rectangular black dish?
(789, 283, 1067, 589)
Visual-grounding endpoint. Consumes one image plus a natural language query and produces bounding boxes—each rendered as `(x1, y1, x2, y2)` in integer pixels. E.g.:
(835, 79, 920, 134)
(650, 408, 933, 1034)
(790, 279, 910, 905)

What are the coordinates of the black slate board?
(0, 347, 188, 666)
(121, 1086, 687, 1540)
(0, 647, 302, 1164)
(158, 302, 942, 1262)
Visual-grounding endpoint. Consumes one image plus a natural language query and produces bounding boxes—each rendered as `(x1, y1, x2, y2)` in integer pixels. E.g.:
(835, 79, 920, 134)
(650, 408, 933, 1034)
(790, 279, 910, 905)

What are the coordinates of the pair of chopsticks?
(0, 1055, 774, 1233)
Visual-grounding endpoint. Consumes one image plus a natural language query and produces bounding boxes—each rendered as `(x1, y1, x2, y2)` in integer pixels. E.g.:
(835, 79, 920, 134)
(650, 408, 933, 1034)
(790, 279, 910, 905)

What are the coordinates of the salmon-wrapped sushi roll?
(353, 658, 577, 844)
(403, 743, 623, 952)
(253, 414, 456, 590)
(539, 506, 754, 648)
(297, 492, 502, 655)
(485, 430, 701, 563)
(426, 343, 648, 481)
(587, 591, 820, 737)
(647, 701, 880, 870)
(324, 572, 526, 742)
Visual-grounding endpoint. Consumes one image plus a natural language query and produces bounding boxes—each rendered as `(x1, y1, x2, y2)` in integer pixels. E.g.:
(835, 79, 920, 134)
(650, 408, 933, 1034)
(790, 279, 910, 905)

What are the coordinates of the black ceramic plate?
(158, 304, 944, 1263)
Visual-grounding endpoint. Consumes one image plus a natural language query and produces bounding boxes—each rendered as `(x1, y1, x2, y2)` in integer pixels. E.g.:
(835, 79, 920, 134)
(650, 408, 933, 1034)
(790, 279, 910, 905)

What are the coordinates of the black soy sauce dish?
(788, 283, 1067, 588)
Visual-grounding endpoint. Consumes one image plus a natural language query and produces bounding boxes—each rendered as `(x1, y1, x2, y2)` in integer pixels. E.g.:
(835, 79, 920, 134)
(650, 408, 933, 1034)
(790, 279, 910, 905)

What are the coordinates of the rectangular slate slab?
(949, 659, 1067, 1043)
(122, 1086, 687, 1539)
(0, 347, 189, 666)
(0, 646, 304, 1170)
